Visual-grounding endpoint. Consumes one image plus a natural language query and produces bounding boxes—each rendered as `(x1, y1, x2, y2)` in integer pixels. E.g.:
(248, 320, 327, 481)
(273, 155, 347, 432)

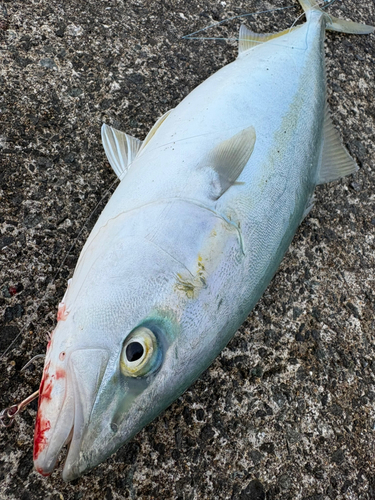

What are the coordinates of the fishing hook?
(0, 353, 45, 427)
(0, 390, 39, 428)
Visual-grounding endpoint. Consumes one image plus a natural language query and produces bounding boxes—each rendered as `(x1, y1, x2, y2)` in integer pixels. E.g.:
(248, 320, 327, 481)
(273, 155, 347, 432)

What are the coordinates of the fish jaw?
(60, 360, 158, 481)
(60, 345, 181, 481)
(33, 348, 109, 477)
(33, 355, 74, 476)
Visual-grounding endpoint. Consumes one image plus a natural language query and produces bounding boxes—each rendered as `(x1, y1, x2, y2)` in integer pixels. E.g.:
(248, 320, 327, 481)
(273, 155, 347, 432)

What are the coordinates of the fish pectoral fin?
(317, 107, 358, 185)
(202, 126, 256, 199)
(101, 124, 143, 180)
(238, 24, 301, 54)
(138, 109, 173, 155)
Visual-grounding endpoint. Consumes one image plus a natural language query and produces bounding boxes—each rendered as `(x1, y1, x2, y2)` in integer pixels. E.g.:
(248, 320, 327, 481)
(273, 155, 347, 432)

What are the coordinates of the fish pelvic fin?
(298, 0, 374, 34)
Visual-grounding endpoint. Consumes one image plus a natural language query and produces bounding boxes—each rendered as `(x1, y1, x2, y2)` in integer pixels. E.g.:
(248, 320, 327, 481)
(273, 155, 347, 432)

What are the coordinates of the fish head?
(34, 201, 244, 480)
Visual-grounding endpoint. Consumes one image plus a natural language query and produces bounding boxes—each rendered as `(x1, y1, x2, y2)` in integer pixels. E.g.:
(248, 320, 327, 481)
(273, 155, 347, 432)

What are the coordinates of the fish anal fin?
(238, 24, 301, 55)
(101, 124, 142, 180)
(202, 126, 256, 199)
(317, 108, 358, 185)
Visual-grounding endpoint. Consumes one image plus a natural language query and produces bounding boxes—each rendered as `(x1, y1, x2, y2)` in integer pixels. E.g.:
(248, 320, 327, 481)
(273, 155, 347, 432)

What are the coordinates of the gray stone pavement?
(0, 0, 374, 498)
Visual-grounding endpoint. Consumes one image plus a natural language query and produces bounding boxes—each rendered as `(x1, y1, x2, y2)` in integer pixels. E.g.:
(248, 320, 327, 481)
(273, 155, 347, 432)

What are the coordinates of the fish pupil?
(126, 342, 144, 362)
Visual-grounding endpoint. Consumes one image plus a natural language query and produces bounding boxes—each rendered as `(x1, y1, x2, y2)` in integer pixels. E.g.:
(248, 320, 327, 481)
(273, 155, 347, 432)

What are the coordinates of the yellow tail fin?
(298, 0, 374, 34)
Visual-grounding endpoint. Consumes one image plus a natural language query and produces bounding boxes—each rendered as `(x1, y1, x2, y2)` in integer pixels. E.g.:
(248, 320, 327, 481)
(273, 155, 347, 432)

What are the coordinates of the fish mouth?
(34, 348, 109, 478)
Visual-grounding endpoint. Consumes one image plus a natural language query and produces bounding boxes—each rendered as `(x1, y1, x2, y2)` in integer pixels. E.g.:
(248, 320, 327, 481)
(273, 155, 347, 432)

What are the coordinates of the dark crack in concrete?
(0, 0, 374, 499)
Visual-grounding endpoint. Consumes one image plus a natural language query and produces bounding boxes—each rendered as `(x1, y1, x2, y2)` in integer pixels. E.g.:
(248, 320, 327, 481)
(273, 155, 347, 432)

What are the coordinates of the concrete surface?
(0, 0, 374, 498)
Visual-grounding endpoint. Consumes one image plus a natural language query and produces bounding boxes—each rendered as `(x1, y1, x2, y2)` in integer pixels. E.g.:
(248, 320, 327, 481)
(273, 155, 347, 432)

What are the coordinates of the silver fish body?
(32, 2, 373, 481)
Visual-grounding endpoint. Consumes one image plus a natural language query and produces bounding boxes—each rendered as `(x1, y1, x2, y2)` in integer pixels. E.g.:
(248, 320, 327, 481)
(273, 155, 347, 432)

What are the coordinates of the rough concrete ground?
(0, 0, 374, 498)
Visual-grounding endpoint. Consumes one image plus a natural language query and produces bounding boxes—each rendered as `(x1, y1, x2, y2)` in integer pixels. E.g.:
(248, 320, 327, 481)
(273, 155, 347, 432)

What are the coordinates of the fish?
(32, 0, 374, 481)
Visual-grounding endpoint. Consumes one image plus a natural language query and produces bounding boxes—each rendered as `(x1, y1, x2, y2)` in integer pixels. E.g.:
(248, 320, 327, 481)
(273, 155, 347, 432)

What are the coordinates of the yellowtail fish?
(29, 0, 373, 481)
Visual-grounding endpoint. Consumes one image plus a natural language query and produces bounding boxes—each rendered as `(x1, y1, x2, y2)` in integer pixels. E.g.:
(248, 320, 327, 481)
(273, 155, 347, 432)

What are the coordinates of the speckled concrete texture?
(0, 0, 374, 498)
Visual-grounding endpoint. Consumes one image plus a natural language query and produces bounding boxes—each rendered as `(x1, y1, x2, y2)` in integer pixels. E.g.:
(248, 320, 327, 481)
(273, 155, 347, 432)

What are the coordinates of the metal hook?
(1, 352, 44, 427)
(0, 390, 39, 428)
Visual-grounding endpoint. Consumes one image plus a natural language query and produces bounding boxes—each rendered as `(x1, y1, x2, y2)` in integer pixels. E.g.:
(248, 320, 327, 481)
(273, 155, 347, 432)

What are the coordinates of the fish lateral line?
(80, 196, 244, 246)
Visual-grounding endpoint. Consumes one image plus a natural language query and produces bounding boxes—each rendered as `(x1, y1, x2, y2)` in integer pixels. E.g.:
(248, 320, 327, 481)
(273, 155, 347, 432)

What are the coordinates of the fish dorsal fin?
(138, 109, 173, 155)
(202, 126, 256, 199)
(101, 124, 143, 180)
(317, 108, 358, 185)
(238, 24, 301, 55)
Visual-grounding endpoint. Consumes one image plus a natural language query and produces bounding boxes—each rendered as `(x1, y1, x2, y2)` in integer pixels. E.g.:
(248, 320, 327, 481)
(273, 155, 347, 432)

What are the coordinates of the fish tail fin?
(298, 0, 374, 34)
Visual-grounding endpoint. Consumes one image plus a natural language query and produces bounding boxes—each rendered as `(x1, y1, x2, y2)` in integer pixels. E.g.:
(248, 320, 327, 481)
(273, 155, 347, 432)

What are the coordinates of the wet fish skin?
(32, 1, 373, 481)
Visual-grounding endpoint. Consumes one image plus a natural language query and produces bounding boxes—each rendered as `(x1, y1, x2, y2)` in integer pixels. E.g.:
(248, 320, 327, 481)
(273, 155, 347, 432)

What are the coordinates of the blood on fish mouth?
(33, 362, 53, 461)
(34, 418, 75, 475)
(33, 360, 69, 465)
(35, 467, 52, 477)
(34, 348, 110, 478)
(33, 415, 51, 461)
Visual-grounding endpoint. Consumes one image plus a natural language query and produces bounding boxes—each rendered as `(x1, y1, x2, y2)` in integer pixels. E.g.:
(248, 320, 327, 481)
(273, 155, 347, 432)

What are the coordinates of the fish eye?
(120, 326, 160, 377)
(126, 342, 144, 362)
